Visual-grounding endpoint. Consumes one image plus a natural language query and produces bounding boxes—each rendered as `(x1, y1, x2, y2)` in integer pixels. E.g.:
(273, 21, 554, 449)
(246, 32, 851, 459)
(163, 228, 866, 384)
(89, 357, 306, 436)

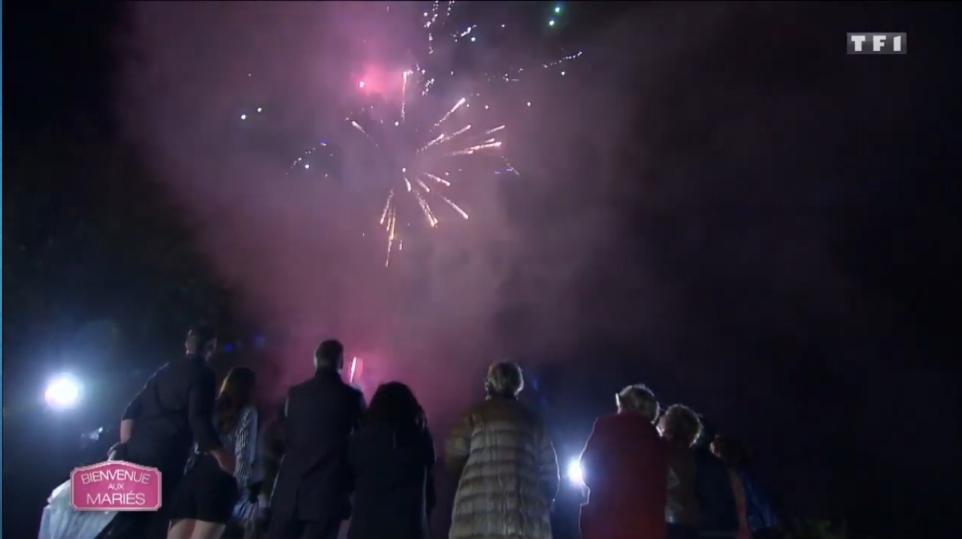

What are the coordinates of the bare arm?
(188, 370, 233, 473)
(119, 419, 135, 444)
(233, 407, 259, 489)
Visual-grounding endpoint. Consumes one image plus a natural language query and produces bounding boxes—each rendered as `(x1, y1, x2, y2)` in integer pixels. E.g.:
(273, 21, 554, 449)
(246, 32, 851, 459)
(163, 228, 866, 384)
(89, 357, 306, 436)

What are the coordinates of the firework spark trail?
(416, 178, 432, 193)
(423, 172, 452, 187)
(424, 0, 442, 54)
(450, 140, 502, 156)
(288, 143, 329, 170)
(494, 51, 584, 83)
(455, 24, 477, 41)
(483, 125, 506, 136)
(441, 195, 470, 220)
(404, 176, 413, 192)
(385, 207, 398, 267)
(418, 133, 445, 153)
(421, 77, 436, 96)
(420, 123, 472, 153)
(434, 97, 466, 128)
(542, 51, 584, 69)
(350, 120, 378, 148)
(401, 70, 412, 122)
(443, 124, 472, 144)
(379, 189, 394, 225)
(414, 188, 439, 227)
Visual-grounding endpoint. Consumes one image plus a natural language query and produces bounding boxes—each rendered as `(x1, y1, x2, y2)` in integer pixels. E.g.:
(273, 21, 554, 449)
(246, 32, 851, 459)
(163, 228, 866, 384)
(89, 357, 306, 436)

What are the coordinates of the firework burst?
(289, 1, 582, 267)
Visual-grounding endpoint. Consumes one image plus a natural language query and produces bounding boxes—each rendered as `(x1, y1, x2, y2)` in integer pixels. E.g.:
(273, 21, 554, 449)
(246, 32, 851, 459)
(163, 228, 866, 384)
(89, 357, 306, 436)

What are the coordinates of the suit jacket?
(270, 370, 364, 523)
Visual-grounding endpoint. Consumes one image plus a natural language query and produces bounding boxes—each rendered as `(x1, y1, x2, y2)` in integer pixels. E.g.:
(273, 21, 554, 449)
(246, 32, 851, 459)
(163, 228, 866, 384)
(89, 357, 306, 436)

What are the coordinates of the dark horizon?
(4, 2, 961, 539)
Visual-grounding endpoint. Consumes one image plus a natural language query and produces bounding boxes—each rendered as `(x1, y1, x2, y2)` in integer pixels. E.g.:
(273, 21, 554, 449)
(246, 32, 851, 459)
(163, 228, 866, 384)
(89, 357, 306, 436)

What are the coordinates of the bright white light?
(554, 5, 563, 14)
(395, 120, 400, 127)
(44, 374, 82, 410)
(561, 71, 566, 76)
(526, 101, 532, 107)
(358, 80, 366, 89)
(470, 36, 477, 43)
(548, 19, 556, 27)
(256, 107, 263, 113)
(304, 163, 310, 170)
(240, 113, 247, 120)
(567, 459, 585, 486)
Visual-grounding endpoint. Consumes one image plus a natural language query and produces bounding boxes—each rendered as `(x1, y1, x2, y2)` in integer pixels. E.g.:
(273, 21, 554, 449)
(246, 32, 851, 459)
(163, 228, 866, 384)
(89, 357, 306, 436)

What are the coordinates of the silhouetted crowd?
(43, 324, 782, 539)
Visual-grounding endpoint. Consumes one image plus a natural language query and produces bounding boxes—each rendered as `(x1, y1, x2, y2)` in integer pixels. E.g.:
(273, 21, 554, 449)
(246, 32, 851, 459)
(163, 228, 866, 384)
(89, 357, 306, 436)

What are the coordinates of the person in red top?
(579, 384, 669, 539)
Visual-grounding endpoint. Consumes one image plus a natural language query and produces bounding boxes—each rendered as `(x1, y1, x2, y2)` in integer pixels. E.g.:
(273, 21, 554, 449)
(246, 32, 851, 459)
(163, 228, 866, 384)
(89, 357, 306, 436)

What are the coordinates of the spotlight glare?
(548, 19, 556, 27)
(567, 459, 585, 487)
(44, 374, 82, 410)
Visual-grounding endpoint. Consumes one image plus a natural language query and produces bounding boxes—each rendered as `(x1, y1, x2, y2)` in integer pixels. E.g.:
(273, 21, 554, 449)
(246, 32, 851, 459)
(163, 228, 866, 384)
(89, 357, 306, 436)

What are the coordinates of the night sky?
(4, 2, 961, 539)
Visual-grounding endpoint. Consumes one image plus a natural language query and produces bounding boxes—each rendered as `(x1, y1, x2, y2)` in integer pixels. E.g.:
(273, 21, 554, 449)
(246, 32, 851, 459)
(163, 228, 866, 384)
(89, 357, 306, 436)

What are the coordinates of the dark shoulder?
(342, 382, 363, 402)
(288, 376, 360, 401)
(188, 361, 216, 384)
(289, 378, 313, 395)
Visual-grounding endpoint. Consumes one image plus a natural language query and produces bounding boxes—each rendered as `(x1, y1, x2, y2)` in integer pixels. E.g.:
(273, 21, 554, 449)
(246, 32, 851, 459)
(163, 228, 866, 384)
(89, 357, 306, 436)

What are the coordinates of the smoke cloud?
(115, 2, 641, 414)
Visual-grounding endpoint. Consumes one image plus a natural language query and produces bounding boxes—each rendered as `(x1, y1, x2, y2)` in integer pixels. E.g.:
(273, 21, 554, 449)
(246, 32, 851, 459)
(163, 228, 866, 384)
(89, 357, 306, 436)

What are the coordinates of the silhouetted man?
(98, 324, 235, 539)
(270, 339, 364, 539)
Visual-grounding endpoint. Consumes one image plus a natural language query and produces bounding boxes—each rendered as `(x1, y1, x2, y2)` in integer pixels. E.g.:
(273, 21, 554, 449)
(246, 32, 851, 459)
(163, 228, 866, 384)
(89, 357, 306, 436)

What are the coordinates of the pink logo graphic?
(71, 461, 162, 511)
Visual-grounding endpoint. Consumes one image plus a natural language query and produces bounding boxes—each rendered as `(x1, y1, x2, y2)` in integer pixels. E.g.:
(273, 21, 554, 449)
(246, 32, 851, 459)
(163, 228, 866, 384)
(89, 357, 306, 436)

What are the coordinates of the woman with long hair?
(348, 382, 436, 539)
(168, 367, 259, 539)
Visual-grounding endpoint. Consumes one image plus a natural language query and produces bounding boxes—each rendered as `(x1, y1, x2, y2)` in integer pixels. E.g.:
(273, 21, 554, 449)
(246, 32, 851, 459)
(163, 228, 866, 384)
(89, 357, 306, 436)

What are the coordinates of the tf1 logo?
(847, 33, 907, 55)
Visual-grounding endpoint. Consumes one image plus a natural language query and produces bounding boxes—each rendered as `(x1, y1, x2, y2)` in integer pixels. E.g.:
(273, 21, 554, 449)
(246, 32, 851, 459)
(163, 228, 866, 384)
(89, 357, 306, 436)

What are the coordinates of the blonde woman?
(445, 362, 559, 539)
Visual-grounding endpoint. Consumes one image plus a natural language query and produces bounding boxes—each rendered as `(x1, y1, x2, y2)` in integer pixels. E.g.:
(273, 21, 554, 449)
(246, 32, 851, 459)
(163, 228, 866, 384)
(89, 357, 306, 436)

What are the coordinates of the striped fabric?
(445, 397, 559, 539)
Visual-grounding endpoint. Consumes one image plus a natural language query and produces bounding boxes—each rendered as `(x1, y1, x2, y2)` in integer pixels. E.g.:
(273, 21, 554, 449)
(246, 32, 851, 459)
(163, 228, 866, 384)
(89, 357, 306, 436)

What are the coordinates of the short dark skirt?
(169, 454, 239, 523)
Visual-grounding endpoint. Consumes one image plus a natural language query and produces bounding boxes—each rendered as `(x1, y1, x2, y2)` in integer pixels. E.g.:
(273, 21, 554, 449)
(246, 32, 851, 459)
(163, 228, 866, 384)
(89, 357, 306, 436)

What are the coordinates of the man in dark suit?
(98, 324, 235, 539)
(270, 339, 365, 539)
